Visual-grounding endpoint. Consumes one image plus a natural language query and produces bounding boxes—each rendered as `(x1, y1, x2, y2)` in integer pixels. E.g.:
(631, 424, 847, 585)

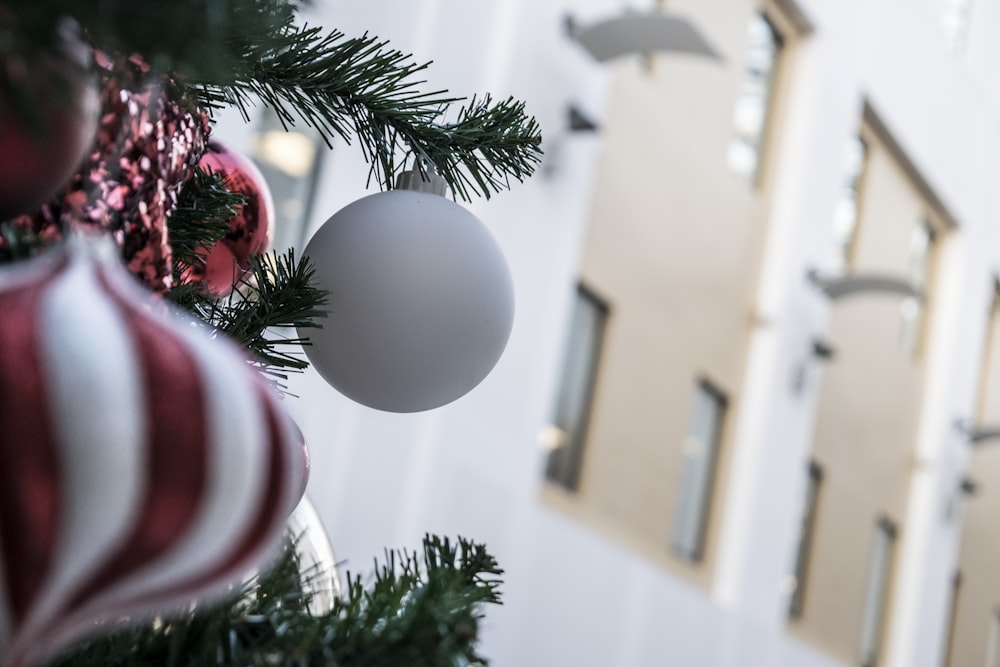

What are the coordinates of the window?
(831, 136, 868, 274)
(788, 462, 823, 619)
(986, 609, 1000, 667)
(942, 0, 974, 52)
(543, 285, 608, 491)
(249, 109, 324, 252)
(622, 0, 659, 10)
(726, 13, 783, 183)
(976, 282, 1000, 417)
(672, 380, 727, 561)
(899, 220, 935, 357)
(940, 571, 961, 667)
(859, 517, 897, 667)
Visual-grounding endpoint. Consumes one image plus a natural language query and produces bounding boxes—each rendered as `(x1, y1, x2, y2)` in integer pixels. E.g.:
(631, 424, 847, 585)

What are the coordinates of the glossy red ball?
(193, 141, 275, 295)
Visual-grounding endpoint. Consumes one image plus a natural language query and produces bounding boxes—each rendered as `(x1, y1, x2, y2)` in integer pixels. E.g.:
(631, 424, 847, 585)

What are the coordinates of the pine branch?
(168, 249, 328, 384)
(7, 0, 543, 200)
(327, 536, 503, 667)
(191, 14, 543, 200)
(169, 167, 245, 279)
(49, 534, 504, 667)
(4, 0, 306, 83)
(422, 95, 544, 203)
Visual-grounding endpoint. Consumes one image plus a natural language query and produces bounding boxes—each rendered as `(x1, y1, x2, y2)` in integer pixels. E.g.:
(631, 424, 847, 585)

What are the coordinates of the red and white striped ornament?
(0, 237, 308, 666)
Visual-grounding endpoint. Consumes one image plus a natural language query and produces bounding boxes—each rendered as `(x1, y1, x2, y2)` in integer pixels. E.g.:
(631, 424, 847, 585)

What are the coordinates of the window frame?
(831, 135, 869, 274)
(941, 0, 975, 53)
(543, 284, 610, 492)
(726, 10, 787, 187)
(940, 571, 962, 667)
(788, 461, 823, 619)
(974, 279, 1000, 420)
(898, 218, 937, 359)
(671, 378, 728, 562)
(859, 516, 898, 667)
(985, 607, 1000, 667)
(249, 108, 326, 252)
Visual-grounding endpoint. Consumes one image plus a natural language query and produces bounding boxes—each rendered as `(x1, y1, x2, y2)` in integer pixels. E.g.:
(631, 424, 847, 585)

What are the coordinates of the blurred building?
(214, 0, 1000, 665)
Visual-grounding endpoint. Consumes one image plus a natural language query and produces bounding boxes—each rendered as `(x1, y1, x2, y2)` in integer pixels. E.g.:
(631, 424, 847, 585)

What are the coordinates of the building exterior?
(214, 0, 1000, 665)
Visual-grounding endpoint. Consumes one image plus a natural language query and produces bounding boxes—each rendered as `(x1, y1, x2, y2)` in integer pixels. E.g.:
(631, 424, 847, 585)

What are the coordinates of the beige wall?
(945, 287, 1000, 667)
(788, 119, 949, 662)
(543, 0, 795, 588)
(541, 0, 969, 661)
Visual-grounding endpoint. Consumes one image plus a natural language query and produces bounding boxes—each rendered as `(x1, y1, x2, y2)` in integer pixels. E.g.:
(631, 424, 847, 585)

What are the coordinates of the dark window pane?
(544, 286, 608, 491)
(860, 517, 897, 667)
(249, 109, 324, 253)
(672, 380, 727, 561)
(727, 14, 781, 182)
(788, 462, 823, 618)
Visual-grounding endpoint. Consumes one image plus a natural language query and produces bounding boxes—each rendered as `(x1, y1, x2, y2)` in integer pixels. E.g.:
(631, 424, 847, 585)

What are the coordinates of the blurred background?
(212, 1, 1000, 665)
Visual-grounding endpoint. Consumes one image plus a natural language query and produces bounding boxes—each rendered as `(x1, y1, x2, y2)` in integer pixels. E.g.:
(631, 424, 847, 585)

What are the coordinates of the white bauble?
(301, 189, 515, 412)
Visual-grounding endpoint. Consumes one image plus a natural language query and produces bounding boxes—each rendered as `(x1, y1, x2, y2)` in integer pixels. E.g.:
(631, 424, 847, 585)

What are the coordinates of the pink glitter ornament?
(186, 140, 275, 296)
(7, 53, 210, 293)
(0, 237, 308, 667)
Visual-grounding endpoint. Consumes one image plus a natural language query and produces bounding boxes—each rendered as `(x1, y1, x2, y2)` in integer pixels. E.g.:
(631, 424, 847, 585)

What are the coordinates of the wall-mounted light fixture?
(565, 10, 721, 63)
(807, 269, 924, 302)
(951, 418, 1000, 446)
(542, 104, 601, 178)
(966, 425, 1000, 446)
(811, 338, 836, 361)
(567, 104, 599, 133)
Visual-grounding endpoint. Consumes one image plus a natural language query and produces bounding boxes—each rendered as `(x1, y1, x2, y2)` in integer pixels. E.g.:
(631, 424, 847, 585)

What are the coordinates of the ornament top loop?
(395, 165, 448, 197)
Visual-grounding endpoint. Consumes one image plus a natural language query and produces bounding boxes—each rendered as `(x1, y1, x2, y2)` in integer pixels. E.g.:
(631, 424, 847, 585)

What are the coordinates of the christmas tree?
(0, 1, 542, 665)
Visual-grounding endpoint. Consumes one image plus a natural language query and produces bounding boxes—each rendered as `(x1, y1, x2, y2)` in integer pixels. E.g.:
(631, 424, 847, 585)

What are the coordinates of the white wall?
(214, 1, 1000, 665)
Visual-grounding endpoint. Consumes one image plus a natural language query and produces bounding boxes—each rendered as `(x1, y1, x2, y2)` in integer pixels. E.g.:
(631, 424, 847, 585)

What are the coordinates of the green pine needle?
(169, 167, 246, 281)
(189, 11, 543, 200)
(168, 249, 329, 385)
(6, 0, 543, 201)
(48, 534, 504, 667)
(3, 0, 307, 84)
(4, 6, 518, 665)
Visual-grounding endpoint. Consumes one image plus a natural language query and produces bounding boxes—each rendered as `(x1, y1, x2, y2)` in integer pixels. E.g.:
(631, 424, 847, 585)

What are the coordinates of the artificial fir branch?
(169, 249, 328, 383)
(6, 0, 543, 200)
(424, 95, 544, 202)
(168, 167, 246, 280)
(3, 3, 520, 664)
(49, 534, 503, 667)
(3, 0, 306, 84)
(325, 536, 503, 667)
(192, 14, 543, 201)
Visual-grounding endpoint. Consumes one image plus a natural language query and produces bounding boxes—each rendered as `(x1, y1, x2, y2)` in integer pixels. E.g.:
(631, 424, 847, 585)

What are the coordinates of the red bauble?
(189, 141, 275, 295)
(0, 238, 307, 666)
(0, 23, 100, 220)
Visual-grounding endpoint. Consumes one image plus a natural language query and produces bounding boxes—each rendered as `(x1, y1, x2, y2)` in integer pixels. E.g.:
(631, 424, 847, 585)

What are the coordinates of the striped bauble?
(0, 237, 308, 666)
